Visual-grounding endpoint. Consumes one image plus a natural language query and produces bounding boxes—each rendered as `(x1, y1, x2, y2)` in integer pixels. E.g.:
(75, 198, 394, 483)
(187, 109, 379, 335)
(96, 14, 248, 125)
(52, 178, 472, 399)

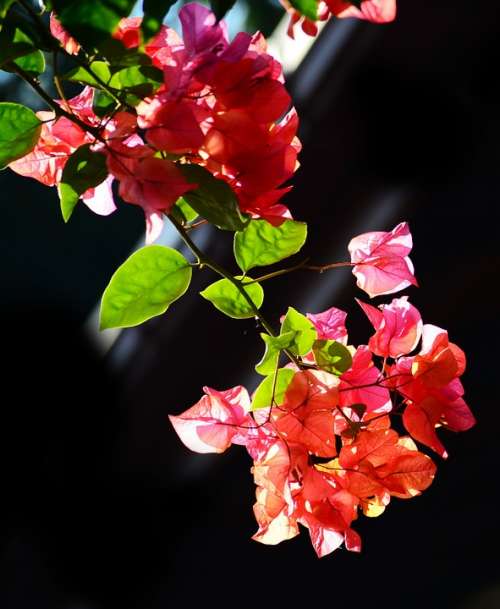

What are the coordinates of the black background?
(1, 1, 499, 607)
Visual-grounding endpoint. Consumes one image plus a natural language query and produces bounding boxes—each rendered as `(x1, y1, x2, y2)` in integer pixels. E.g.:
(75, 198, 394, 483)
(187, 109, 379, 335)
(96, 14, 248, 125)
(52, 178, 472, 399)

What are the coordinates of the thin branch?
(168, 214, 304, 368)
(247, 259, 354, 284)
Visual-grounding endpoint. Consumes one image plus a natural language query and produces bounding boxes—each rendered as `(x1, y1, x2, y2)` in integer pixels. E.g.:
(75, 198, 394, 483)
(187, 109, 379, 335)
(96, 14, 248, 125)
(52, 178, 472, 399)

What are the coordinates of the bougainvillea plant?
(0, 0, 475, 557)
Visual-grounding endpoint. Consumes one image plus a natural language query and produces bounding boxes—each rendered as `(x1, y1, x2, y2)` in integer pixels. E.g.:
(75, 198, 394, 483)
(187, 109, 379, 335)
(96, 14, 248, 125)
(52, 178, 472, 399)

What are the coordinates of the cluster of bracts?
(170, 222, 475, 557)
(10, 4, 300, 241)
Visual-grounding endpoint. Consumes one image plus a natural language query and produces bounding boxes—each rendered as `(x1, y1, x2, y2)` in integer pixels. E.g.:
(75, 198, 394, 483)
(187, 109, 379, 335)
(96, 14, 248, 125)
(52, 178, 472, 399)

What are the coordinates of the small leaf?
(281, 306, 317, 356)
(234, 219, 307, 272)
(52, 0, 137, 49)
(0, 0, 16, 21)
(64, 61, 111, 87)
(171, 197, 198, 224)
(13, 48, 45, 76)
(180, 164, 248, 232)
(93, 90, 117, 117)
(313, 339, 353, 375)
(256, 331, 296, 376)
(210, 0, 237, 21)
(289, 0, 318, 20)
(100, 245, 192, 329)
(0, 102, 41, 169)
(251, 368, 295, 411)
(58, 144, 108, 222)
(0, 24, 38, 66)
(108, 64, 163, 96)
(200, 276, 263, 319)
(0, 16, 46, 74)
(141, 0, 177, 42)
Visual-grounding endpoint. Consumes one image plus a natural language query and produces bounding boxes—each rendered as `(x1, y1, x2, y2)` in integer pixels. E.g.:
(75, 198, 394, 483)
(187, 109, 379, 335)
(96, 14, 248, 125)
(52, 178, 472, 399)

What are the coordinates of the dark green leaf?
(99, 38, 153, 67)
(180, 164, 248, 232)
(100, 245, 192, 329)
(108, 64, 163, 96)
(210, 0, 237, 21)
(313, 339, 353, 375)
(141, 0, 176, 42)
(52, 0, 136, 49)
(0, 22, 46, 75)
(255, 331, 296, 376)
(200, 276, 263, 319)
(58, 144, 108, 222)
(0, 102, 41, 169)
(251, 368, 295, 411)
(13, 48, 45, 75)
(289, 0, 318, 20)
(234, 219, 307, 272)
(281, 306, 317, 356)
(93, 89, 117, 117)
(0, 24, 37, 65)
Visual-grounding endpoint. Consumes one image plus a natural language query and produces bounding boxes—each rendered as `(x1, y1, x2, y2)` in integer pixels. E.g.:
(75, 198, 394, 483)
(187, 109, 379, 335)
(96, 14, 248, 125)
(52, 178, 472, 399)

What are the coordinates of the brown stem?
(248, 260, 354, 284)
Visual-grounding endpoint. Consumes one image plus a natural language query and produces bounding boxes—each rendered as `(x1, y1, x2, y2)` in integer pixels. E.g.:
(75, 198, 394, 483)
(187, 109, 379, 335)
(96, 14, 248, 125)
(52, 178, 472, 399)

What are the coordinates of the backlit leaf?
(281, 306, 317, 356)
(100, 245, 192, 329)
(200, 276, 263, 319)
(251, 368, 295, 410)
(234, 219, 307, 272)
(256, 331, 296, 376)
(0, 102, 41, 169)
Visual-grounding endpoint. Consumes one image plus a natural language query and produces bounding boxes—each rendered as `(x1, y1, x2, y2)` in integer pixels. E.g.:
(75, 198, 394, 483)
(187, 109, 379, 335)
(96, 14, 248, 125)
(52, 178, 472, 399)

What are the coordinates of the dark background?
(1, 1, 499, 607)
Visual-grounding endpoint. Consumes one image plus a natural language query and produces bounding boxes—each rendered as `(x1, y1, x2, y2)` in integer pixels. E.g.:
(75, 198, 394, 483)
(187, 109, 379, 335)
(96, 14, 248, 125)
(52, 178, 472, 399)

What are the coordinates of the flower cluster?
(169, 223, 475, 557)
(10, 4, 300, 241)
(281, 0, 397, 39)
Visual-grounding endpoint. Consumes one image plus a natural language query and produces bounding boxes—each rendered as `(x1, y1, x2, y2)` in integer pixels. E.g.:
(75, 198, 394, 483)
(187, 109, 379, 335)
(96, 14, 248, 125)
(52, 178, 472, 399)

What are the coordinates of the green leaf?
(255, 331, 296, 376)
(200, 276, 263, 319)
(234, 219, 307, 272)
(210, 0, 237, 21)
(93, 89, 117, 117)
(100, 245, 192, 329)
(171, 197, 198, 224)
(0, 24, 45, 75)
(0, 102, 41, 169)
(179, 164, 248, 232)
(281, 306, 317, 356)
(141, 0, 177, 42)
(289, 0, 318, 20)
(0, 24, 36, 65)
(251, 368, 295, 411)
(13, 48, 45, 75)
(64, 61, 111, 87)
(312, 340, 353, 375)
(52, 0, 136, 49)
(0, 0, 16, 21)
(57, 144, 108, 222)
(108, 64, 163, 96)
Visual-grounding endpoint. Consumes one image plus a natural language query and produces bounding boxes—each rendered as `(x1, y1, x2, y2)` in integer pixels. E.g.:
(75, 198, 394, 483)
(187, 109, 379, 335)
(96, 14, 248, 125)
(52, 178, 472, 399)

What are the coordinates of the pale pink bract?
(348, 222, 418, 298)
